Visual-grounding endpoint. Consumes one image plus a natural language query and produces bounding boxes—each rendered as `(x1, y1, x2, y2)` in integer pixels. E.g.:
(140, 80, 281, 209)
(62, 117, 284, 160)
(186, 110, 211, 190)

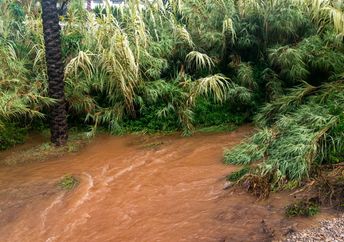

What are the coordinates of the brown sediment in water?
(0, 126, 336, 242)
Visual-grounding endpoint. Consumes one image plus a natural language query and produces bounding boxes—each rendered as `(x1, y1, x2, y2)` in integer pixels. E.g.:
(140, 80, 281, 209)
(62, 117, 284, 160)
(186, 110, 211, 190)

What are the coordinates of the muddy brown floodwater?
(0, 126, 336, 242)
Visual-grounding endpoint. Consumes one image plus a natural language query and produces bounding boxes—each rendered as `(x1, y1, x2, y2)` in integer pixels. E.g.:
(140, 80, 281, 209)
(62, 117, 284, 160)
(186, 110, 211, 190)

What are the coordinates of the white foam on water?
(45, 236, 57, 242)
(41, 193, 64, 229)
(67, 172, 94, 214)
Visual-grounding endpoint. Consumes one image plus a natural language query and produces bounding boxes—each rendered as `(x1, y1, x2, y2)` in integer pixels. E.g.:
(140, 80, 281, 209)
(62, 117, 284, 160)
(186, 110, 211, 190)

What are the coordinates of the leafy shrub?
(61, 32, 84, 58)
(0, 122, 27, 150)
(9, 1, 24, 20)
(326, 115, 344, 163)
(224, 81, 344, 185)
(226, 166, 251, 182)
(285, 200, 319, 217)
(193, 98, 247, 127)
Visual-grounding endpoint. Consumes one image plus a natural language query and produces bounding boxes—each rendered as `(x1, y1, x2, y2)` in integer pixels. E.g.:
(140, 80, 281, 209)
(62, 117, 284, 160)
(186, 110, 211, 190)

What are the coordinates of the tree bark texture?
(41, 0, 68, 146)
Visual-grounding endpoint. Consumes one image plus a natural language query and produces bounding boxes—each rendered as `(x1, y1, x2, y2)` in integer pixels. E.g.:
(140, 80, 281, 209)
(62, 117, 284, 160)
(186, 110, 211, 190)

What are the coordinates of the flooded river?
(0, 126, 333, 241)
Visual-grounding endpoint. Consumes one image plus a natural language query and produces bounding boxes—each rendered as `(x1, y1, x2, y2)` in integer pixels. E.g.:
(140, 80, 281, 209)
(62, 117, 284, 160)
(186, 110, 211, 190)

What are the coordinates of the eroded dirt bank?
(0, 126, 336, 242)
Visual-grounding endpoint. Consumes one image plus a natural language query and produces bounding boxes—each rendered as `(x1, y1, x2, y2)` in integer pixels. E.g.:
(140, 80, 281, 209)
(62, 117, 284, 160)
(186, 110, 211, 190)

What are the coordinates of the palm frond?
(185, 51, 215, 71)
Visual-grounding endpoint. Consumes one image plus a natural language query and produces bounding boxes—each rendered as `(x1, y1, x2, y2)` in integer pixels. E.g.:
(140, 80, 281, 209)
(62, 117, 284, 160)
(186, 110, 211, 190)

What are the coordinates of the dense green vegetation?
(285, 200, 320, 217)
(226, 166, 251, 182)
(0, 0, 343, 194)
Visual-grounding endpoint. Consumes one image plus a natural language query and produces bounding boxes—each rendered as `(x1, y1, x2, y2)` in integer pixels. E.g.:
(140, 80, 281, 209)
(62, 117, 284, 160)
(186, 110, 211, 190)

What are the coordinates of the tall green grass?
(1, 0, 344, 163)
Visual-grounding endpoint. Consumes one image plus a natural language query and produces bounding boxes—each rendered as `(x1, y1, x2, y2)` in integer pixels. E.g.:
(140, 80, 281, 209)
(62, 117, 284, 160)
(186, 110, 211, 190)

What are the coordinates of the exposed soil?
(284, 213, 344, 242)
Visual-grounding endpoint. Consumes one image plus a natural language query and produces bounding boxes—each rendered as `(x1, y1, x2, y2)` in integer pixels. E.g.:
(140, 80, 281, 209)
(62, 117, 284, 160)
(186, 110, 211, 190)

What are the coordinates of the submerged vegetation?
(0, 0, 343, 198)
(58, 175, 79, 190)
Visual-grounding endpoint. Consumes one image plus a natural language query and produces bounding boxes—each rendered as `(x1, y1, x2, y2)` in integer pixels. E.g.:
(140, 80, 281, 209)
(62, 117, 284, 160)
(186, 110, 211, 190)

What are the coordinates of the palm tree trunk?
(41, 0, 68, 146)
(87, 0, 91, 11)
